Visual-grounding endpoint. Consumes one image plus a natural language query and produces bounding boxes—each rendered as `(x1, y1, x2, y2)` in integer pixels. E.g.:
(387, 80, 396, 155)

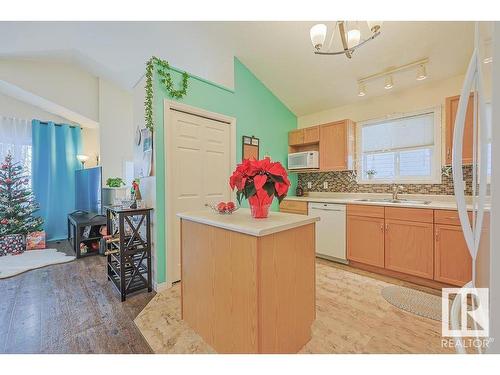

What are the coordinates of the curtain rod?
(37, 121, 81, 129)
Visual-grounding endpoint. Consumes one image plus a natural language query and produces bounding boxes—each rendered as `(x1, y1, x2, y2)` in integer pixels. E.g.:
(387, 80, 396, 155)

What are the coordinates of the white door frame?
(164, 100, 237, 287)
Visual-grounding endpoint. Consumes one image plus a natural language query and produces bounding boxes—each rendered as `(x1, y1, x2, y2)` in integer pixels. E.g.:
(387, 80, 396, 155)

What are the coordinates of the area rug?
(381, 285, 443, 321)
(0, 249, 75, 279)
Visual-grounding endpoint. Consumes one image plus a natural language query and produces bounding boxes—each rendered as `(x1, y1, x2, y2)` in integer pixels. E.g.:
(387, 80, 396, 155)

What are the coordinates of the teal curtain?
(32, 120, 82, 241)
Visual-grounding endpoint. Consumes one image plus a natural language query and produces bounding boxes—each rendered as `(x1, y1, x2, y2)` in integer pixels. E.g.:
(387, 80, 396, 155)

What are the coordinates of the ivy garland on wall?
(144, 56, 190, 132)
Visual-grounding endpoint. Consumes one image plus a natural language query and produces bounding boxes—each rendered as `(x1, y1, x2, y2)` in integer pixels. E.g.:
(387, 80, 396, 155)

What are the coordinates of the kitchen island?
(177, 208, 319, 353)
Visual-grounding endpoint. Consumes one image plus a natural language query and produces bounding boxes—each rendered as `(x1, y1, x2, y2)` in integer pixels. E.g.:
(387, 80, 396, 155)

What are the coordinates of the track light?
(358, 83, 366, 96)
(484, 56, 493, 64)
(416, 64, 427, 81)
(384, 76, 393, 90)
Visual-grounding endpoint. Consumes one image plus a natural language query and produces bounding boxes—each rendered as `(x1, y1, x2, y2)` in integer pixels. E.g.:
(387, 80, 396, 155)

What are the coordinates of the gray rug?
(382, 285, 443, 321)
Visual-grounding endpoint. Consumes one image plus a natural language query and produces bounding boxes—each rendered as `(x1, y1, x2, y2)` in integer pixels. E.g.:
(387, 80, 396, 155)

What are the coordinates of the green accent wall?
(153, 58, 297, 284)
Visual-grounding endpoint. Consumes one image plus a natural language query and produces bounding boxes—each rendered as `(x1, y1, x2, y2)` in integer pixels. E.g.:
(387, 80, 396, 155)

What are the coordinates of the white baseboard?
(153, 280, 171, 292)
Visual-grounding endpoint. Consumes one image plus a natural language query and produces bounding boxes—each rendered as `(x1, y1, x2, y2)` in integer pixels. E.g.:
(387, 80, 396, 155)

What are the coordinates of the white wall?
(132, 75, 159, 288)
(81, 127, 100, 168)
(0, 58, 138, 173)
(0, 92, 99, 167)
(298, 74, 466, 163)
(298, 74, 465, 129)
(98, 79, 134, 181)
(0, 59, 99, 122)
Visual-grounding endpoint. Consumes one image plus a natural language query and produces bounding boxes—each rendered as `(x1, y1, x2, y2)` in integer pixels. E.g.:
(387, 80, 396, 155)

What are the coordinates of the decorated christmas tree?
(0, 153, 43, 236)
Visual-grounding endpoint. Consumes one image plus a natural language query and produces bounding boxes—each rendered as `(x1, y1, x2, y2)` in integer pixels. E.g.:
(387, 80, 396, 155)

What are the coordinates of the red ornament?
(226, 201, 236, 211)
(5, 178, 12, 185)
(1, 219, 8, 225)
(1, 164, 7, 170)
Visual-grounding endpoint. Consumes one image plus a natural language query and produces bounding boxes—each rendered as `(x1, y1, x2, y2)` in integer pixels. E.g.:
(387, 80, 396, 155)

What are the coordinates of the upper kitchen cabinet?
(288, 129, 305, 146)
(304, 126, 320, 144)
(288, 126, 320, 147)
(319, 120, 355, 171)
(445, 94, 474, 165)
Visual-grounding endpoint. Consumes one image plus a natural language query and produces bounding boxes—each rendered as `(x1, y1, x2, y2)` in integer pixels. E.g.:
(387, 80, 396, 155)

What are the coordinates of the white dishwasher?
(309, 202, 347, 263)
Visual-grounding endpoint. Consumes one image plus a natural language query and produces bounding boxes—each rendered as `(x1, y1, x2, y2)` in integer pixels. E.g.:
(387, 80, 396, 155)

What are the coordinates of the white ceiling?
(0, 21, 474, 116)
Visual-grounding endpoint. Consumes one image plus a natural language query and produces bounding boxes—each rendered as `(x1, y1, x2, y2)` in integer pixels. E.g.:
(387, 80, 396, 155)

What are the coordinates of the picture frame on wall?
(242, 135, 259, 160)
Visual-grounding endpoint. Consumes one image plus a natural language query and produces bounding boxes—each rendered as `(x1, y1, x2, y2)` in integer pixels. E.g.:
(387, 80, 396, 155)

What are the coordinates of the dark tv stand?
(67, 211, 107, 259)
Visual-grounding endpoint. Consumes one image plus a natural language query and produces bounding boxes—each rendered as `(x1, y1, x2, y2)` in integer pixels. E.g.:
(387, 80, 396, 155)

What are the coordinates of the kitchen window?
(357, 108, 442, 184)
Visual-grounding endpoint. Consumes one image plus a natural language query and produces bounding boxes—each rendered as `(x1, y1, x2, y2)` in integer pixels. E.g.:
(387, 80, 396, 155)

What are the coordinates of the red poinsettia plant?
(229, 157, 290, 217)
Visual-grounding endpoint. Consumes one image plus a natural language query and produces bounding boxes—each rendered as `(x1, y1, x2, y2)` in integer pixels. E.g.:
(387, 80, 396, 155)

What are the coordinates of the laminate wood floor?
(134, 259, 455, 354)
(0, 241, 154, 354)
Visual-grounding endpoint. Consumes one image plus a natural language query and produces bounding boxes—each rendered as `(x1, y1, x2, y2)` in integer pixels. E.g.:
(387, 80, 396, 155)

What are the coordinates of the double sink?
(355, 198, 431, 205)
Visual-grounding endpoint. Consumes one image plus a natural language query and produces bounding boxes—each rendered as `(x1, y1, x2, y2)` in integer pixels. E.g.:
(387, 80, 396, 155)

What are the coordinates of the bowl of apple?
(205, 201, 238, 215)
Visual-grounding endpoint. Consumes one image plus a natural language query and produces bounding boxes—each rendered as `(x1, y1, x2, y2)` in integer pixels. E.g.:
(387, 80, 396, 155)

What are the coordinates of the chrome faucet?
(392, 184, 405, 200)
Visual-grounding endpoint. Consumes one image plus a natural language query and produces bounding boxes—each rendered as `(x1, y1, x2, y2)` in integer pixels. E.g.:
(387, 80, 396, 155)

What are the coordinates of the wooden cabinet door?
(445, 94, 474, 165)
(288, 129, 304, 146)
(320, 121, 347, 171)
(434, 224, 472, 286)
(384, 219, 434, 279)
(347, 215, 385, 267)
(279, 200, 308, 215)
(303, 126, 319, 144)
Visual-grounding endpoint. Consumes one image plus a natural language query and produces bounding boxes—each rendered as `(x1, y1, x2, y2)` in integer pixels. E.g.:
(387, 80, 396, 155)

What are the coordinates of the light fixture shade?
(367, 21, 383, 33)
(384, 76, 393, 90)
(347, 28, 361, 48)
(358, 83, 366, 96)
(416, 64, 427, 80)
(310, 24, 327, 50)
(76, 154, 89, 163)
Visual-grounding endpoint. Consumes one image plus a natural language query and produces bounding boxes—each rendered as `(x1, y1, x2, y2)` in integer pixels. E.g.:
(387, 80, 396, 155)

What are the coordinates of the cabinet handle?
(436, 229, 440, 241)
(385, 223, 389, 231)
(380, 223, 384, 231)
(447, 148, 451, 157)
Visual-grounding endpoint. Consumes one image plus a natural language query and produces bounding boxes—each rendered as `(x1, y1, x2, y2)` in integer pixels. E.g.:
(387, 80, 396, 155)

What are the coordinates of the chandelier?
(310, 21, 382, 58)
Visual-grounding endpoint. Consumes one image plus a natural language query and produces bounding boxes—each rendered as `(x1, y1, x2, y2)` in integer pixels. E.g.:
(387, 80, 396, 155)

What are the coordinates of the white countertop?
(283, 192, 476, 211)
(177, 208, 320, 237)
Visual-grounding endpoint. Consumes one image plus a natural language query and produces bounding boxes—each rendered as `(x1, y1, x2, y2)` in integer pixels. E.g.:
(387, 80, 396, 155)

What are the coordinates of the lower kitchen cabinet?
(434, 224, 472, 286)
(347, 215, 385, 267)
(279, 200, 308, 215)
(384, 219, 434, 280)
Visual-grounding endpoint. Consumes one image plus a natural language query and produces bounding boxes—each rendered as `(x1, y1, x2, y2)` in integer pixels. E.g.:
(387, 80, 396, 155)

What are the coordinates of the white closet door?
(169, 110, 232, 282)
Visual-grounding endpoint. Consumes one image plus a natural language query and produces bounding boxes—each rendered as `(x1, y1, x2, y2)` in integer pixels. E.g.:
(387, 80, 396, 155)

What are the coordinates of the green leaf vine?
(144, 56, 189, 132)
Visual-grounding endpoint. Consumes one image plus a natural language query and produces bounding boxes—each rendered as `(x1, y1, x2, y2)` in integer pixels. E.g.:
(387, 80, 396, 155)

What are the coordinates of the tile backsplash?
(297, 165, 473, 196)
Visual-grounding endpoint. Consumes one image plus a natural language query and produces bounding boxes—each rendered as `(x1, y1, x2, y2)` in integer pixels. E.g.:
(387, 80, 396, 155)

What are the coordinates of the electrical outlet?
(323, 181, 328, 189)
(307, 182, 312, 189)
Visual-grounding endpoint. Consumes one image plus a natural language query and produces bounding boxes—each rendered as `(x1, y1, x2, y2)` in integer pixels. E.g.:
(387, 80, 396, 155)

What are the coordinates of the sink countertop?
(283, 192, 475, 211)
(177, 208, 320, 237)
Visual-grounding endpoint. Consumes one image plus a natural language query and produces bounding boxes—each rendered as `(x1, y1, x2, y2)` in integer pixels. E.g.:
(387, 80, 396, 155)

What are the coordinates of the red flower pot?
(248, 195, 271, 219)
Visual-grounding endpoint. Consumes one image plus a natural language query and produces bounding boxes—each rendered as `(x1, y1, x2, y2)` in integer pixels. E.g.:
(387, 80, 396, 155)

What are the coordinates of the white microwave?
(288, 151, 319, 170)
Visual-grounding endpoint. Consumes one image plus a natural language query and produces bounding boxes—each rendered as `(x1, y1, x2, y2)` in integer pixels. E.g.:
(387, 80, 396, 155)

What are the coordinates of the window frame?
(356, 107, 442, 185)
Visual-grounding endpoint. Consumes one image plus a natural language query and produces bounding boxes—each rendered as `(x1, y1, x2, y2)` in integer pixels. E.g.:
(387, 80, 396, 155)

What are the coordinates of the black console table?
(105, 206, 153, 301)
(67, 211, 107, 259)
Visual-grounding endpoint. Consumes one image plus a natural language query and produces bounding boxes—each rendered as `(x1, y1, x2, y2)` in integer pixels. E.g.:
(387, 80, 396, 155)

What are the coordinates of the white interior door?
(168, 108, 233, 283)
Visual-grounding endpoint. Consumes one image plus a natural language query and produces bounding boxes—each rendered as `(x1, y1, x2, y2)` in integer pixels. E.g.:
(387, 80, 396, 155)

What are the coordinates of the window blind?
(361, 113, 435, 152)
(359, 111, 438, 182)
